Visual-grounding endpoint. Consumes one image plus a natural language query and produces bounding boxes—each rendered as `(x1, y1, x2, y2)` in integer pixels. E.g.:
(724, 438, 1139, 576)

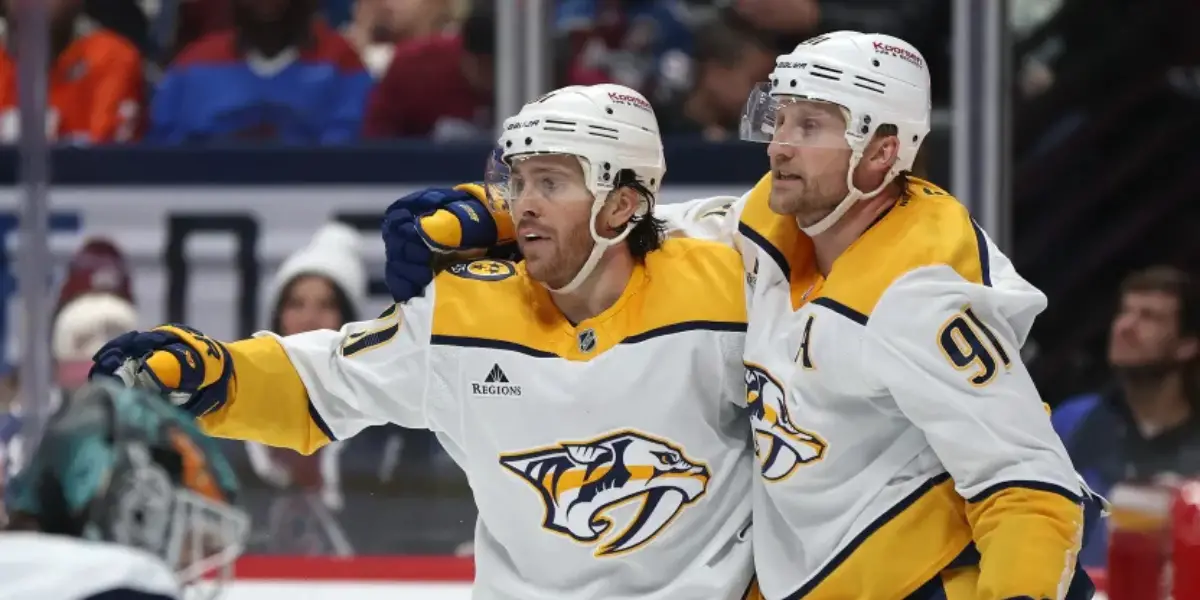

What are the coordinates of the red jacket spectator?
(363, 7, 492, 140)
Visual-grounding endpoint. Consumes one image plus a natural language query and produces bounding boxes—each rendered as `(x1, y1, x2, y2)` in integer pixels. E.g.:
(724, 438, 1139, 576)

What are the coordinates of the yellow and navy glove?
(90, 324, 233, 417)
(381, 183, 516, 302)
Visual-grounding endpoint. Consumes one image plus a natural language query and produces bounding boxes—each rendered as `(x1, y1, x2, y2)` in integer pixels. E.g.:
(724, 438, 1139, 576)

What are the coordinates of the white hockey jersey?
(661, 175, 1085, 600)
(0, 532, 180, 600)
(193, 238, 759, 600)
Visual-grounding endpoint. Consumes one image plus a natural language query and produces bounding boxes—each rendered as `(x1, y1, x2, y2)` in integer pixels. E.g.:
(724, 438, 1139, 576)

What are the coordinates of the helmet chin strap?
(798, 151, 897, 237)
(546, 198, 636, 295)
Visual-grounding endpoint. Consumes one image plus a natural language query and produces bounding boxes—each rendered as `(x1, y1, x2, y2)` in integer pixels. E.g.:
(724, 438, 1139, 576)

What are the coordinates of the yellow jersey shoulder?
(820, 177, 989, 319)
(639, 237, 747, 327)
(429, 257, 550, 346)
(428, 242, 746, 360)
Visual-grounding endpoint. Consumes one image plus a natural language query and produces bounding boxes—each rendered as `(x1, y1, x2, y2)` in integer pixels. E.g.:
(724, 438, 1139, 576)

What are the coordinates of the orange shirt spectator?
(0, 25, 143, 144)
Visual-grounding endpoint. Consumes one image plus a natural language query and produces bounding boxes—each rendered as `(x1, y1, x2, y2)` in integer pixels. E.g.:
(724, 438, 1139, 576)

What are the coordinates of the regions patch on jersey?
(447, 259, 517, 282)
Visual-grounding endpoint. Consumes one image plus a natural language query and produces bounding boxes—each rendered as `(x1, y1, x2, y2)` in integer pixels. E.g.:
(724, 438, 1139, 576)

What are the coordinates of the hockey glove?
(381, 183, 515, 302)
(90, 324, 234, 417)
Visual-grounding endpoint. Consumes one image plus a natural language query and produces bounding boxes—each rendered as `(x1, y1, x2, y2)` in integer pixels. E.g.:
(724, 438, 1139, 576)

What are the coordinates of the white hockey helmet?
(740, 32, 931, 235)
(486, 84, 666, 294)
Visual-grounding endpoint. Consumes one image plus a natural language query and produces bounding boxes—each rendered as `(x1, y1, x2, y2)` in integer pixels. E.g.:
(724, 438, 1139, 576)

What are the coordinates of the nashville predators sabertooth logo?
(745, 364, 828, 481)
(499, 431, 710, 557)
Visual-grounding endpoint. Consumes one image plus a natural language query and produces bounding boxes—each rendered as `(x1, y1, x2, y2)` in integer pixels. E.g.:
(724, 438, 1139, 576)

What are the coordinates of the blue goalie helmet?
(6, 379, 249, 591)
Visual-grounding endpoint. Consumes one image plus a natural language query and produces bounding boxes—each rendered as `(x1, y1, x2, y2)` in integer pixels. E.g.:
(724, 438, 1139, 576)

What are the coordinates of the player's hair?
(612, 169, 666, 260)
(461, 4, 495, 58)
(232, 0, 318, 52)
(1121, 266, 1199, 338)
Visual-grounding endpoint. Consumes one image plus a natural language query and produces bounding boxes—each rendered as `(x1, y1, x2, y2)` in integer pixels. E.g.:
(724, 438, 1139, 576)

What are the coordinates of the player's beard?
(520, 220, 595, 290)
(768, 172, 847, 228)
(1113, 356, 1188, 383)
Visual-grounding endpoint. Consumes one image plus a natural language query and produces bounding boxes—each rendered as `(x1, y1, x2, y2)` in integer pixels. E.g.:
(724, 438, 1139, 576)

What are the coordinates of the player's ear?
(601, 187, 640, 234)
(864, 130, 900, 170)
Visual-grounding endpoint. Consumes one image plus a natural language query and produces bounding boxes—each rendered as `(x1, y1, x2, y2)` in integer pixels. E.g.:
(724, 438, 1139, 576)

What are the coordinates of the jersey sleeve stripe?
(965, 479, 1083, 505)
(970, 220, 992, 287)
(783, 472, 970, 600)
(307, 400, 338, 442)
(621, 320, 748, 344)
(83, 589, 177, 600)
(342, 323, 401, 356)
(810, 297, 868, 326)
(431, 334, 559, 358)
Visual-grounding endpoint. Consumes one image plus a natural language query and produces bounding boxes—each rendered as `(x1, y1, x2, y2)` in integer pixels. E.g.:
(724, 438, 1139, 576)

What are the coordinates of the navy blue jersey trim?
(308, 400, 338, 442)
(430, 335, 558, 358)
(432, 321, 745, 358)
(83, 588, 177, 600)
(737, 222, 790, 280)
(966, 479, 1083, 505)
(971, 220, 992, 287)
(622, 321, 747, 345)
(811, 297, 868, 326)
(784, 472, 954, 599)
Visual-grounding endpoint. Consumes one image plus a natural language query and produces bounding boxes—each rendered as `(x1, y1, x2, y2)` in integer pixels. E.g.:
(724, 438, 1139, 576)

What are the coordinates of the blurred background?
(0, 0, 1197, 592)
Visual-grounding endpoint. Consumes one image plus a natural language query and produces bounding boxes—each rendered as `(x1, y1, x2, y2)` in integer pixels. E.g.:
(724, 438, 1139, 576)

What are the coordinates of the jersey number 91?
(937, 307, 1012, 387)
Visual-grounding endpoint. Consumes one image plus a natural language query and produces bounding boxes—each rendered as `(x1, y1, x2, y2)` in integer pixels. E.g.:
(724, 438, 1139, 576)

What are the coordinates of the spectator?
(0, 0, 143, 144)
(730, 0, 820, 37)
(557, 0, 654, 89)
(0, 238, 138, 525)
(171, 0, 233, 62)
(655, 15, 774, 140)
(245, 222, 362, 553)
(84, 0, 150, 54)
(362, 3, 491, 140)
(342, 0, 460, 78)
(150, 0, 372, 144)
(555, 0, 719, 92)
(52, 238, 138, 395)
(1052, 266, 1200, 568)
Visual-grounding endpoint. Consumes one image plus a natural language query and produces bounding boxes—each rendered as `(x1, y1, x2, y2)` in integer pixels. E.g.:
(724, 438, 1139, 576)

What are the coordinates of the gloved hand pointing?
(90, 324, 234, 417)
(381, 184, 514, 302)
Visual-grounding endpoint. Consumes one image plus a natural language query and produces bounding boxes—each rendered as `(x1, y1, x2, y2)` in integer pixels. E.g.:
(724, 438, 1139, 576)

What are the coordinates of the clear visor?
(169, 489, 250, 600)
(739, 82, 853, 149)
(484, 147, 594, 212)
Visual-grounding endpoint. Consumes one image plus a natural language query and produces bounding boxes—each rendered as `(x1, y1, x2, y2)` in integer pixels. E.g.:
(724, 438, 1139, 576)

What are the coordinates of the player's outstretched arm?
(864, 266, 1085, 599)
(92, 292, 444, 456)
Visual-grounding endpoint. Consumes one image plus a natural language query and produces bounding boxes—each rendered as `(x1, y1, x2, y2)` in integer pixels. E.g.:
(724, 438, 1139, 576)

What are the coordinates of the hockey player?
(89, 85, 761, 600)
(378, 35, 1097, 600)
(0, 379, 249, 600)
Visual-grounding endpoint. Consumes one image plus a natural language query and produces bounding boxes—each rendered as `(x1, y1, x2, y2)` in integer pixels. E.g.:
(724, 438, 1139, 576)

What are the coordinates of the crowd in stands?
(0, 0, 964, 145)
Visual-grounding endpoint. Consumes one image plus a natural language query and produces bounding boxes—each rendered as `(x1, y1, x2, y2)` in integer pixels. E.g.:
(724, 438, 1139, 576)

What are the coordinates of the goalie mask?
(485, 84, 667, 294)
(740, 32, 931, 235)
(6, 380, 249, 599)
